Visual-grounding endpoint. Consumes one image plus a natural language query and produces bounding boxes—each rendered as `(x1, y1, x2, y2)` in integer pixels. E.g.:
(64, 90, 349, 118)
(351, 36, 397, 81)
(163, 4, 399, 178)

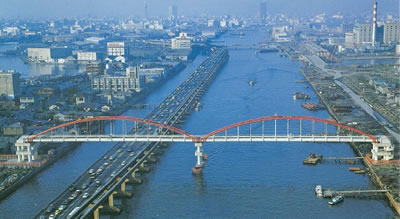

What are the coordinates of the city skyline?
(0, 0, 398, 19)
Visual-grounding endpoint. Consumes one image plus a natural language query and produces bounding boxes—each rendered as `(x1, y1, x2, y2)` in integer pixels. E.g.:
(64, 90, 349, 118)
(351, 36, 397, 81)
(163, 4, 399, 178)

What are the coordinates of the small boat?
(315, 185, 323, 197)
(249, 80, 255, 86)
(328, 195, 344, 205)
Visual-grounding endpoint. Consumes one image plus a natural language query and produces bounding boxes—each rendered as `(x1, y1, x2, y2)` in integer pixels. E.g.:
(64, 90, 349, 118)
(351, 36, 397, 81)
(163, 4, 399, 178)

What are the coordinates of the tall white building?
(383, 23, 400, 44)
(0, 69, 20, 99)
(107, 42, 125, 57)
(354, 23, 373, 45)
(171, 33, 191, 49)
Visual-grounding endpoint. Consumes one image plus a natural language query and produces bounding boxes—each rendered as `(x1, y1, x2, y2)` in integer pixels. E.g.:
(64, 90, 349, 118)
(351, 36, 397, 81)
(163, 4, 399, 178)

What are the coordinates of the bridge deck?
(26, 134, 374, 143)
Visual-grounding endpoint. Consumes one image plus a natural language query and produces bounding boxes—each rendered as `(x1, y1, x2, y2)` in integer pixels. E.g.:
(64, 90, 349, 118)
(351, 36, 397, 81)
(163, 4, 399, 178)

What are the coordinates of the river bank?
(299, 59, 400, 215)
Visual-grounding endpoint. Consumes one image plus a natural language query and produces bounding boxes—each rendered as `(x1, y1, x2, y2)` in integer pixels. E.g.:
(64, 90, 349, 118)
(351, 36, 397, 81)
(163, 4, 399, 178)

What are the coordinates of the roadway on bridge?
(35, 47, 228, 218)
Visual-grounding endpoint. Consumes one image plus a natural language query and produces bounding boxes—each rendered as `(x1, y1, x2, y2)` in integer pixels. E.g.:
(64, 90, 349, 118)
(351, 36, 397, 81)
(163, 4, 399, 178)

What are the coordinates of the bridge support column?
(138, 160, 151, 173)
(107, 191, 120, 213)
(116, 179, 132, 198)
(147, 153, 158, 163)
(192, 142, 205, 175)
(93, 205, 103, 219)
(129, 169, 143, 184)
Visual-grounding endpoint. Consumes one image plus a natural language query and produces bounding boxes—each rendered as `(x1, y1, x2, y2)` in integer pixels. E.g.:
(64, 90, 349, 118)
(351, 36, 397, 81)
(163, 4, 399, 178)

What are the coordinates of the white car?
(82, 192, 89, 199)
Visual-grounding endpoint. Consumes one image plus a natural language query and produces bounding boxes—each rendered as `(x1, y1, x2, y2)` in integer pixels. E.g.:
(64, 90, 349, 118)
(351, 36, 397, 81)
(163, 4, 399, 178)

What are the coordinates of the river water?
(0, 30, 395, 218)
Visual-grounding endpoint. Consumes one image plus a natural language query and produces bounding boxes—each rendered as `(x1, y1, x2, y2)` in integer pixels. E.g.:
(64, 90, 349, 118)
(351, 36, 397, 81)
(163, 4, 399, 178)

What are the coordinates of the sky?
(0, 0, 398, 19)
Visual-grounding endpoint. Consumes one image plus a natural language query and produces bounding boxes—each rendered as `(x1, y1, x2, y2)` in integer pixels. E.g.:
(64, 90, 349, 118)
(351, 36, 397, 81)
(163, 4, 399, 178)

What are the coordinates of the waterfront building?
(0, 69, 19, 100)
(107, 42, 125, 57)
(91, 66, 141, 93)
(383, 23, 400, 44)
(27, 48, 72, 63)
(171, 32, 191, 49)
(27, 48, 51, 62)
(354, 23, 373, 45)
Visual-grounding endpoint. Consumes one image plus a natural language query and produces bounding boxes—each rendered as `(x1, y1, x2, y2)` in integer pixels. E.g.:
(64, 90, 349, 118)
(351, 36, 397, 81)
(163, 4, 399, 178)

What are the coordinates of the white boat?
(315, 185, 323, 197)
(328, 195, 344, 205)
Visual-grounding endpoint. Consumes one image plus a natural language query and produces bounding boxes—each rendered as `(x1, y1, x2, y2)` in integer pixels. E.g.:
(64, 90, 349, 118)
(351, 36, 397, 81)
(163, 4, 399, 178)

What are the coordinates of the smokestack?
(372, 1, 377, 46)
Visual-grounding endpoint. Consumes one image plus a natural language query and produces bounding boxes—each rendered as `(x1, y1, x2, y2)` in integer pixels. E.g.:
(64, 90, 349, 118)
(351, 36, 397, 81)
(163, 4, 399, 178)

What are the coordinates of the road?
(305, 52, 400, 143)
(35, 47, 229, 219)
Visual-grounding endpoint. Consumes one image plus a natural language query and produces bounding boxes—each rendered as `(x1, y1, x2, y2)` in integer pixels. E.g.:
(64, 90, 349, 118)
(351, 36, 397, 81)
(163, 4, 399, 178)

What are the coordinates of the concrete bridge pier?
(91, 204, 103, 219)
(103, 191, 121, 214)
(138, 160, 151, 173)
(147, 153, 158, 163)
(127, 169, 143, 184)
(115, 178, 132, 198)
(192, 142, 205, 175)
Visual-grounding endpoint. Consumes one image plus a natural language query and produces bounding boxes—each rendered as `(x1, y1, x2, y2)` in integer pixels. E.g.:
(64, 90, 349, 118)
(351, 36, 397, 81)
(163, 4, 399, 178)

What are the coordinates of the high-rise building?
(259, 2, 267, 24)
(168, 5, 178, 21)
(354, 23, 373, 45)
(0, 69, 20, 99)
(383, 23, 400, 44)
(144, 1, 148, 19)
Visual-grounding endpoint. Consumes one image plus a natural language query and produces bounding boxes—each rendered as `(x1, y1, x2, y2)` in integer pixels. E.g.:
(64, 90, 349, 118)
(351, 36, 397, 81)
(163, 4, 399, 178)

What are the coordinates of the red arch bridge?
(16, 115, 393, 169)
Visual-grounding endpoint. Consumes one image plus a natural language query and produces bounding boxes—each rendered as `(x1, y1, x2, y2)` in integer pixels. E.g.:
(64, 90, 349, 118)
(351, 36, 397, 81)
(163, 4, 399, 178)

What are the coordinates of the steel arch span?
(200, 115, 378, 143)
(27, 116, 197, 142)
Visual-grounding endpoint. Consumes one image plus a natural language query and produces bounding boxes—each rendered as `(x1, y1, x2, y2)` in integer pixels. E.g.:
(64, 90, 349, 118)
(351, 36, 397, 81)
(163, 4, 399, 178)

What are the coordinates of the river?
(0, 30, 395, 218)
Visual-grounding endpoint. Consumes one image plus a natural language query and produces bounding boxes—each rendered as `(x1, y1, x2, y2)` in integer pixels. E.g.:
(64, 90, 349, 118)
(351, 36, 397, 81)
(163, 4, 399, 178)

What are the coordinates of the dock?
(320, 156, 362, 164)
(303, 153, 322, 165)
(323, 189, 388, 198)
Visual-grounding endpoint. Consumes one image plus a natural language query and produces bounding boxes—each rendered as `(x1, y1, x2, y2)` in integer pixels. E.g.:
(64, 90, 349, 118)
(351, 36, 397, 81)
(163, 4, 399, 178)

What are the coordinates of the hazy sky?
(0, 0, 398, 19)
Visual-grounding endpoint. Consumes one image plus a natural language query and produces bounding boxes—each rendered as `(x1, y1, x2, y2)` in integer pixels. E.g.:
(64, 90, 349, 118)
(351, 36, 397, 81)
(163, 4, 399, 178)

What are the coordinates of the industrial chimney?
(372, 1, 377, 46)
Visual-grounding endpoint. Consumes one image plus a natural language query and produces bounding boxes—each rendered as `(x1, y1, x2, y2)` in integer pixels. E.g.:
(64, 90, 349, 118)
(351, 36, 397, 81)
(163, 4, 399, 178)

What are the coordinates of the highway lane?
(35, 47, 229, 219)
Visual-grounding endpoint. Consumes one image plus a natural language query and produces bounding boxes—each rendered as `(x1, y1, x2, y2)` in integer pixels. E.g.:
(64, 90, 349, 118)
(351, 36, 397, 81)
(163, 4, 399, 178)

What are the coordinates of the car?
(103, 156, 108, 160)
(82, 192, 89, 199)
(95, 180, 101, 186)
(46, 205, 54, 213)
(75, 189, 82, 195)
(55, 209, 61, 215)
(109, 156, 114, 161)
(62, 199, 69, 205)
(104, 162, 109, 166)
(117, 149, 122, 153)
(95, 187, 102, 193)
(111, 171, 117, 177)
(88, 169, 94, 174)
(127, 149, 132, 152)
(58, 204, 66, 211)
(68, 185, 75, 192)
(82, 183, 88, 190)
(130, 152, 135, 157)
(121, 161, 126, 166)
(48, 214, 55, 219)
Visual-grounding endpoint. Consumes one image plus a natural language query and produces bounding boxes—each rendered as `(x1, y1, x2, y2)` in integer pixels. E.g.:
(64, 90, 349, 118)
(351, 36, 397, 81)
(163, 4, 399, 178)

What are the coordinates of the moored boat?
(328, 195, 344, 205)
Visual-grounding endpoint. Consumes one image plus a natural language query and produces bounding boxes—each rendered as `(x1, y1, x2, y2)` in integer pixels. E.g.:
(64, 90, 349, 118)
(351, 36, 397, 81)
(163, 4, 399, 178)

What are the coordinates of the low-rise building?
(3, 122, 24, 136)
(171, 33, 191, 49)
(91, 66, 141, 93)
